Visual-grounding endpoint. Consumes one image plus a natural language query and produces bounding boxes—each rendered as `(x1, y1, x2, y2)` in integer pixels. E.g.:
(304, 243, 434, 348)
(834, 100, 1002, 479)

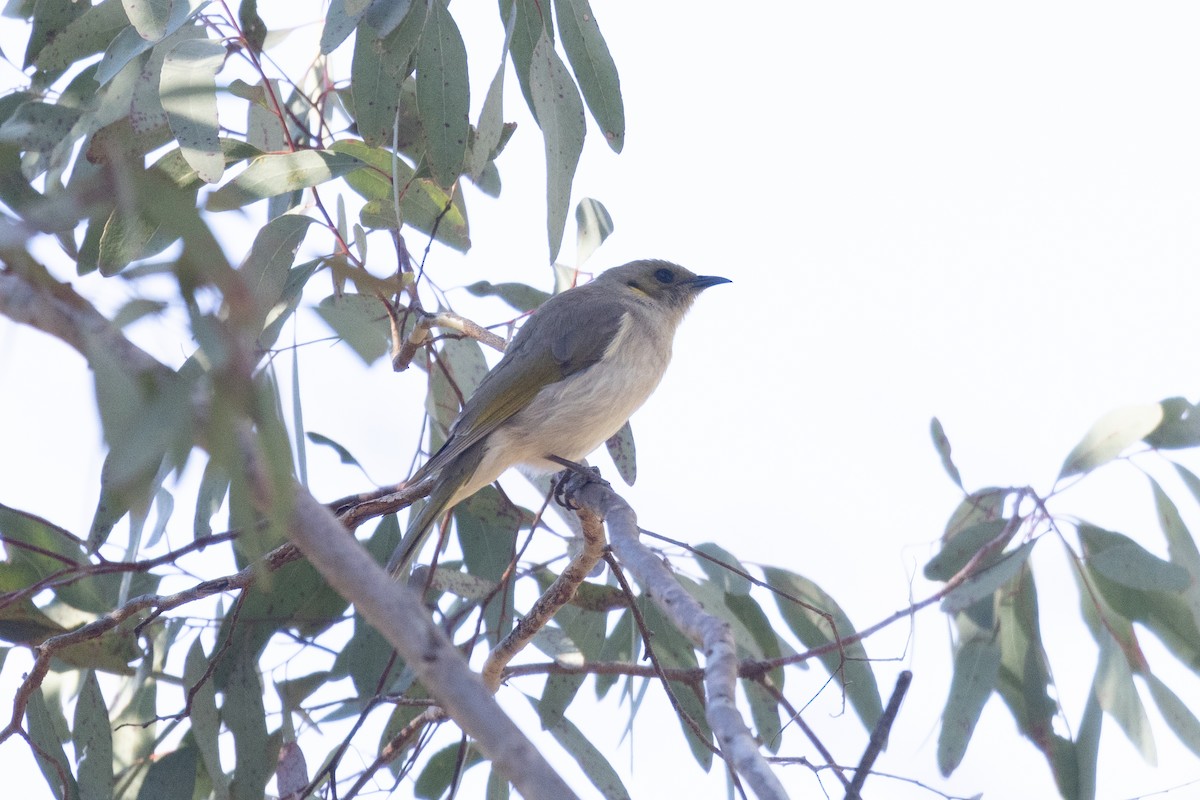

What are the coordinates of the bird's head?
(597, 260, 731, 318)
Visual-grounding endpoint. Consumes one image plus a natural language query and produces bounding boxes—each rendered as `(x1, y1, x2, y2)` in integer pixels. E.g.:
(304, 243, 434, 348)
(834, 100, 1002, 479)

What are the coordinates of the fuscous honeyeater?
(386, 259, 730, 577)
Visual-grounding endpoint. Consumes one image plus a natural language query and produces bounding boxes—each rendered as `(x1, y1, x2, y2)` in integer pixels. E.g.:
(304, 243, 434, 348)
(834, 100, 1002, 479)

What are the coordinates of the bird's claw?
(552, 464, 609, 510)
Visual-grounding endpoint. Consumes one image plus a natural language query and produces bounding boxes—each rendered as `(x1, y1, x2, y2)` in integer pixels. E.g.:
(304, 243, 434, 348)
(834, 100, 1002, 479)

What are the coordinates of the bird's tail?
(385, 444, 485, 580)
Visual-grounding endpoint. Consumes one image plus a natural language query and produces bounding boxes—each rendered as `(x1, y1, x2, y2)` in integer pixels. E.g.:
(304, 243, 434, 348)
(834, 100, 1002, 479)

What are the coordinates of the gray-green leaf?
(529, 30, 585, 262)
(554, 0, 623, 152)
(159, 37, 226, 183)
(416, 0, 469, 187)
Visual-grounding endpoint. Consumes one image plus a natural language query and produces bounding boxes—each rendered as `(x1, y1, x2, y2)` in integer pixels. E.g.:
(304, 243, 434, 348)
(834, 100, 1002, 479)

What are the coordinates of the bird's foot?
(548, 456, 610, 510)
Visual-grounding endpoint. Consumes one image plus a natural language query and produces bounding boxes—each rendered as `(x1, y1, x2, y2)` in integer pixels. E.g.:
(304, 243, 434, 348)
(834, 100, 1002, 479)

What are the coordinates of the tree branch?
(257, 467, 579, 799)
(482, 497, 607, 690)
(570, 481, 790, 800)
(0, 265, 171, 383)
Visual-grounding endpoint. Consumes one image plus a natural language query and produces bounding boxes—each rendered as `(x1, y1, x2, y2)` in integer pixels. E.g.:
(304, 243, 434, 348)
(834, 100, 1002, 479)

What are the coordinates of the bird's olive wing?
(415, 287, 626, 475)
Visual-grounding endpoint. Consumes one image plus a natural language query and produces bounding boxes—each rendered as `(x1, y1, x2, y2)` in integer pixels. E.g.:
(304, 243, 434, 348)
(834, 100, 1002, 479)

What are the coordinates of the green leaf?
(604, 420, 636, 486)
(941, 540, 1036, 614)
(314, 293, 390, 364)
(938, 616, 1000, 776)
(207, 150, 365, 210)
(1094, 635, 1156, 762)
(306, 431, 363, 467)
(1075, 681, 1099, 800)
(537, 603, 608, 726)
(99, 2, 207, 85)
(455, 488, 521, 638)
(1149, 474, 1200, 621)
(667, 678, 713, 771)
(553, 0, 623, 152)
(993, 563, 1063, 773)
(575, 197, 613, 266)
(725, 592, 789, 675)
(0, 101, 82, 150)
(320, 0, 369, 54)
(1144, 397, 1200, 449)
(486, 767, 511, 800)
(466, 5, 514, 180)
(1080, 524, 1200, 669)
(159, 37, 226, 183)
(237, 0, 266, 55)
(594, 610, 632, 699)
(192, 457, 229, 540)
(415, 745, 485, 799)
(185, 638, 229, 800)
(331, 612, 406, 698)
(88, 354, 194, 495)
(416, 0, 469, 187)
(112, 298, 168, 328)
(123, 0, 172, 41)
(693, 542, 751, 596)
(930, 416, 964, 489)
(763, 566, 882, 729)
(1144, 672, 1200, 758)
(924, 519, 1013, 582)
(437, 331, 490, 403)
(136, 746, 197, 800)
(335, 139, 471, 250)
(25, 0, 88, 69)
(224, 651, 274, 800)
(529, 29, 585, 262)
(426, 332, 478, 430)
(1058, 403, 1162, 479)
(27, 686, 80, 800)
(539, 670, 586, 729)
(497, 0, 551, 121)
(239, 214, 316, 330)
(1080, 525, 1189, 593)
(259, 257, 323, 350)
(74, 671, 115, 800)
(464, 280, 550, 312)
(0, 597, 69, 645)
(362, 0, 414, 36)
(34, 0, 130, 77)
(744, 678, 784, 754)
(541, 708, 632, 799)
(0, 502, 86, 582)
(349, 14, 425, 147)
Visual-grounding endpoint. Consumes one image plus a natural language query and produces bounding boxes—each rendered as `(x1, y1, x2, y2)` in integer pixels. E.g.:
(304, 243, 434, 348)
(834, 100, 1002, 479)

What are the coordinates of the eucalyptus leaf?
(604, 420, 636, 486)
(208, 151, 365, 210)
(554, 0, 623, 151)
(1144, 397, 1200, 449)
(73, 671, 114, 800)
(529, 30, 585, 262)
(930, 416, 964, 489)
(937, 621, 1000, 776)
(763, 566, 882, 729)
(415, 0, 469, 187)
(159, 38, 226, 183)
(1059, 404, 1163, 479)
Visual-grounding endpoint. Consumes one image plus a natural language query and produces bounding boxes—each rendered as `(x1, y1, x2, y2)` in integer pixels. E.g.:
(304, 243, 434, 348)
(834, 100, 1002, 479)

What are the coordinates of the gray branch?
(0, 263, 579, 800)
(572, 481, 791, 800)
(284, 489, 580, 800)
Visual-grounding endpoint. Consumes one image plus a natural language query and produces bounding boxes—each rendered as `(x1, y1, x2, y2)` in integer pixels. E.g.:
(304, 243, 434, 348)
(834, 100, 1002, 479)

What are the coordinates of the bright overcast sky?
(4, 2, 1200, 798)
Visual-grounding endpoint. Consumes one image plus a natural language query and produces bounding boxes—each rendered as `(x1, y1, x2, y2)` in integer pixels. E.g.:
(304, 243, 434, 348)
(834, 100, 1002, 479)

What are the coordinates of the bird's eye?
(653, 268, 674, 284)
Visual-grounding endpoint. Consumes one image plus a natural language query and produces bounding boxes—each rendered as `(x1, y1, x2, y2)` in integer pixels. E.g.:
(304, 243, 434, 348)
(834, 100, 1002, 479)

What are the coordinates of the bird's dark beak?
(688, 275, 732, 290)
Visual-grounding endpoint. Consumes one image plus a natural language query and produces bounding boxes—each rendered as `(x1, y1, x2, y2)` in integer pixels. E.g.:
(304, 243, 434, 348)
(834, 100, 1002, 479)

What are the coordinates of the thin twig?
(481, 498, 607, 690)
(845, 670, 912, 800)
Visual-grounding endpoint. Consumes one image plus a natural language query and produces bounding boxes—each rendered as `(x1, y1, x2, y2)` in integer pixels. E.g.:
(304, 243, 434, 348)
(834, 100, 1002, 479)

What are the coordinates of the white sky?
(3, 1, 1200, 798)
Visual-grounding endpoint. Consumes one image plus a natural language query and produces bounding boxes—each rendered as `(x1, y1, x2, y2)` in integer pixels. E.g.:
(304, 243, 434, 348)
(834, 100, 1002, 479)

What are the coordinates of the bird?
(385, 259, 730, 578)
